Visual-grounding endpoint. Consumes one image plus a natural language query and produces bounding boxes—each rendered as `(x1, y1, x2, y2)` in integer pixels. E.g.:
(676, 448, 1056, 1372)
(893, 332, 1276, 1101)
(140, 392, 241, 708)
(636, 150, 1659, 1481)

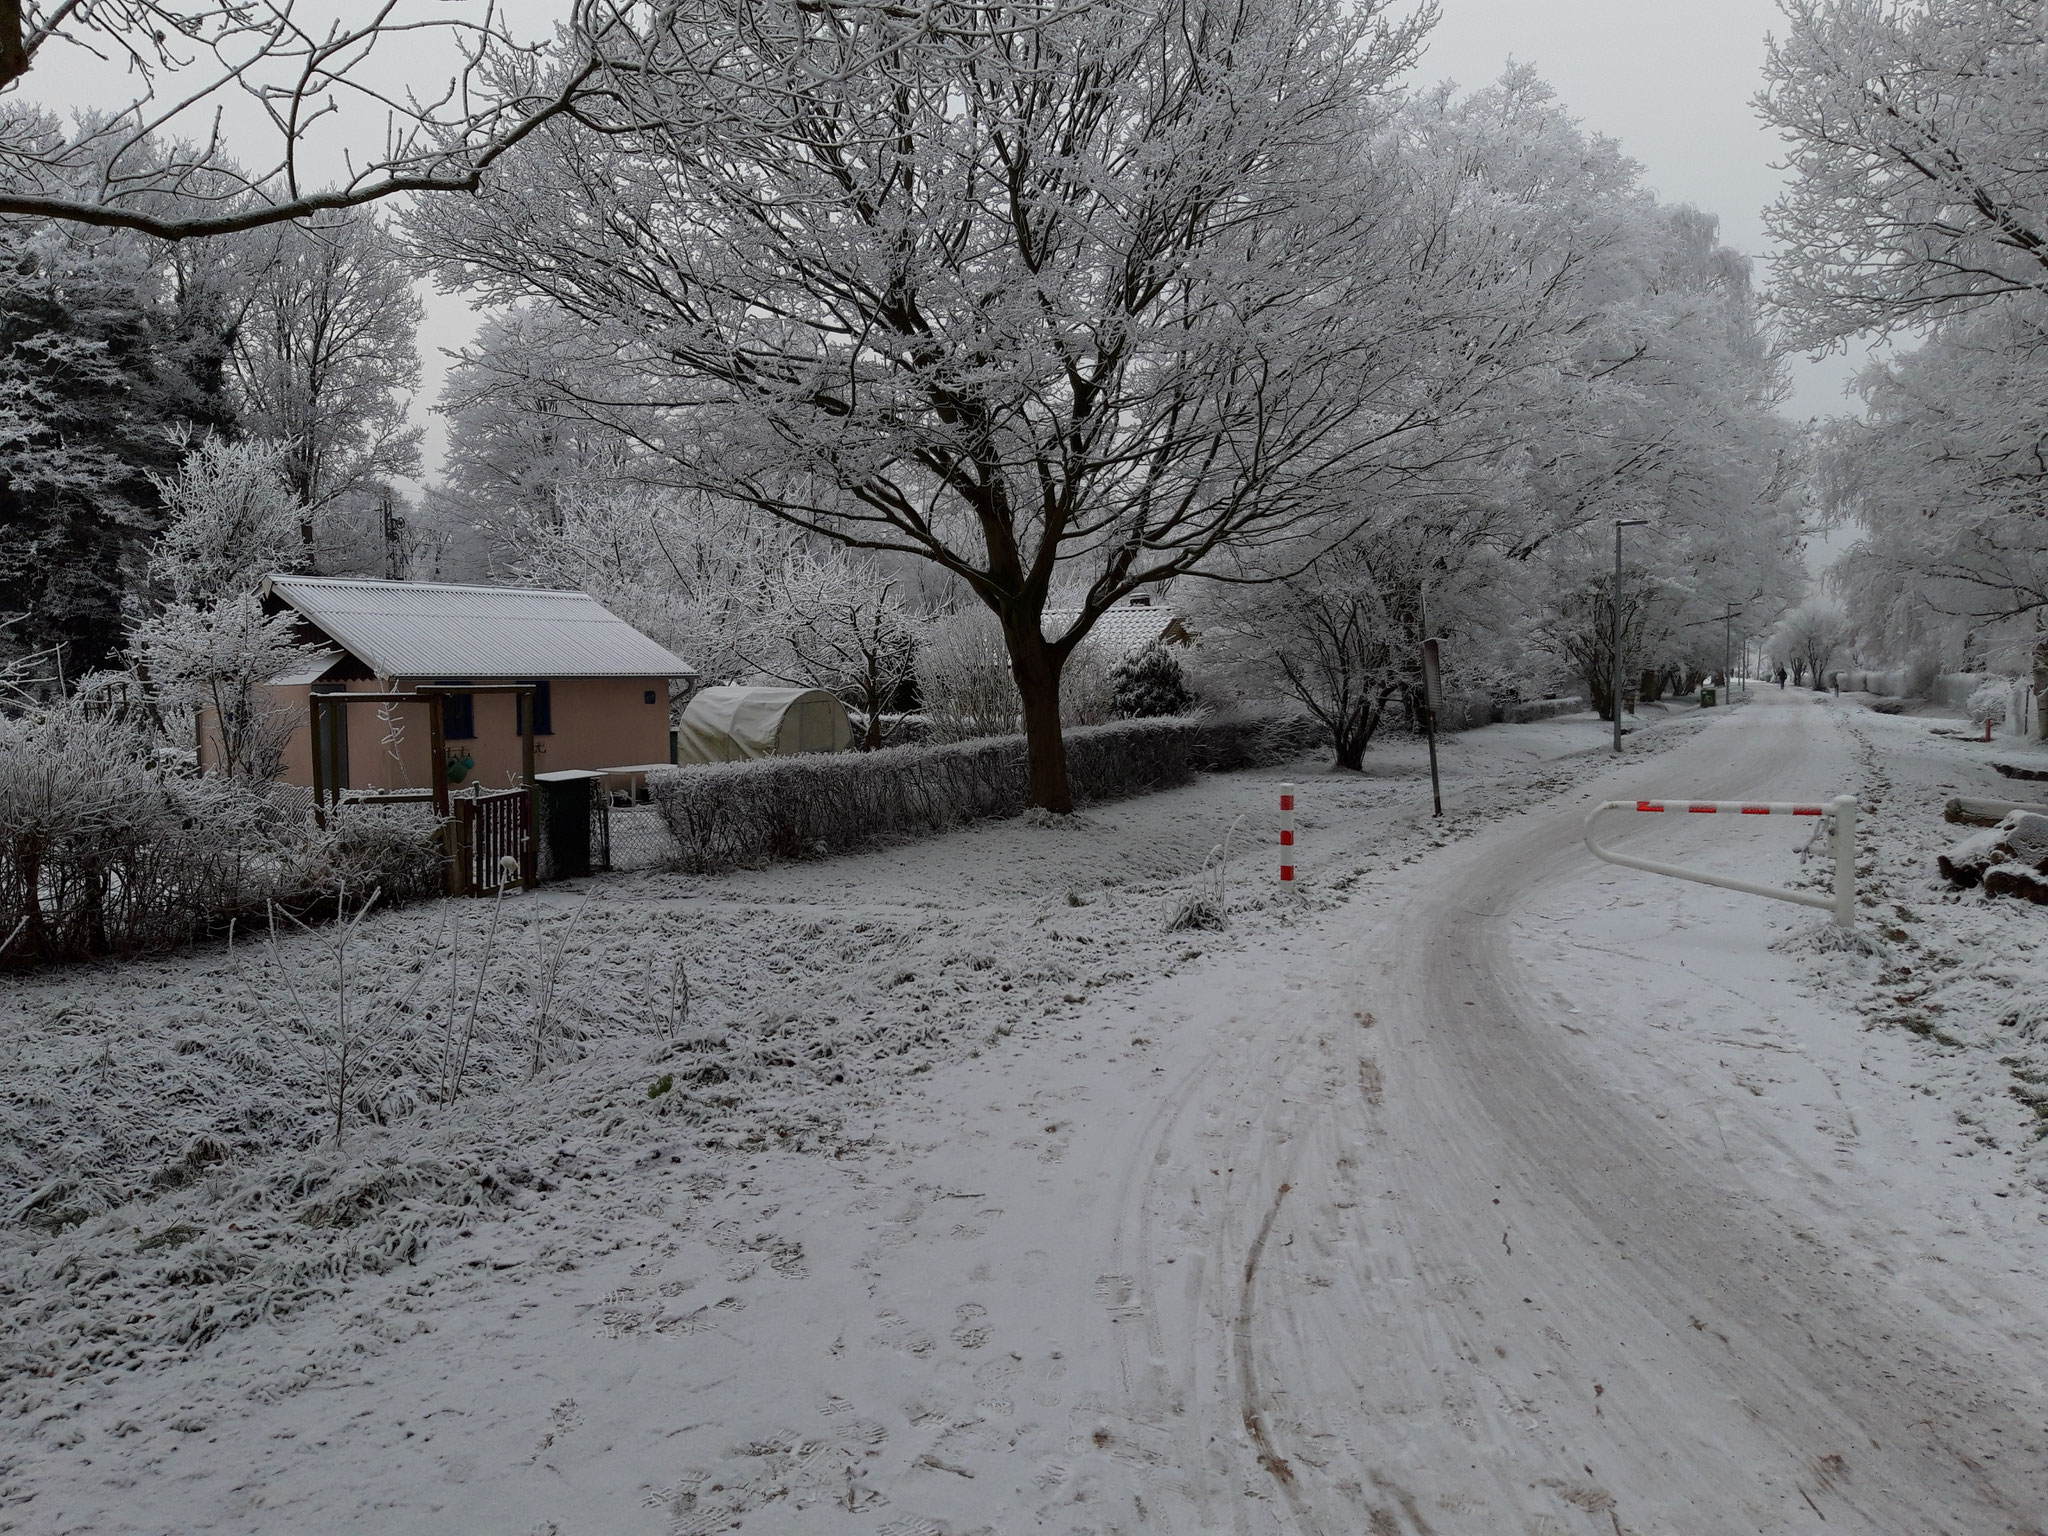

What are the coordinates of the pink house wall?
(224, 676, 672, 792)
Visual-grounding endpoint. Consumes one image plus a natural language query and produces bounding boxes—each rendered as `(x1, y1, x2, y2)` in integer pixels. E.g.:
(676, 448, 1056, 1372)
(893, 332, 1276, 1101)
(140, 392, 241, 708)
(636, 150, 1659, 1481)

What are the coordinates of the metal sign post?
(1420, 636, 1444, 818)
(1612, 518, 1649, 752)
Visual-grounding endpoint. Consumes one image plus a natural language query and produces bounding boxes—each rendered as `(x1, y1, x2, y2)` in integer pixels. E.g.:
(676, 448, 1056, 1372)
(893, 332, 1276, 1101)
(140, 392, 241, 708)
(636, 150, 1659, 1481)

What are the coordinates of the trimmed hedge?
(649, 711, 1322, 871)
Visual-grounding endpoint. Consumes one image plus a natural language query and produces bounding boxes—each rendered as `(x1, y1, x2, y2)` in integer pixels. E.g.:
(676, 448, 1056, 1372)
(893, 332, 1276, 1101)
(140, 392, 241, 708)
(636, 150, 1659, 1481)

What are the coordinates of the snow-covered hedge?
(0, 706, 441, 966)
(650, 711, 1321, 870)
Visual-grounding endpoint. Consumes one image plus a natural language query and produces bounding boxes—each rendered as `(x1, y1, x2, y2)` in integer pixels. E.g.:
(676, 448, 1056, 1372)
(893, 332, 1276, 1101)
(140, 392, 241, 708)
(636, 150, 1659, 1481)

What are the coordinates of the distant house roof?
(1043, 602, 1194, 658)
(262, 576, 695, 681)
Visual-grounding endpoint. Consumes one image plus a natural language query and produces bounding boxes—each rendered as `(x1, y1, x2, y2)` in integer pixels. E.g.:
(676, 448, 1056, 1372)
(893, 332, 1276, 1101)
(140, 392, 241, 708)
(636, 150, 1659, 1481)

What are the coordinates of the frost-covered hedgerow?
(0, 704, 442, 966)
(649, 712, 1321, 870)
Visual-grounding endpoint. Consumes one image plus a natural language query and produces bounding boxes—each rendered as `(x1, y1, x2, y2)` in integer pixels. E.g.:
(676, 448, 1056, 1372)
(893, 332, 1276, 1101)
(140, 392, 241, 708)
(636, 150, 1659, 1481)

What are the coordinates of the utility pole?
(380, 484, 406, 581)
(1419, 585, 1443, 817)
(1612, 519, 1648, 753)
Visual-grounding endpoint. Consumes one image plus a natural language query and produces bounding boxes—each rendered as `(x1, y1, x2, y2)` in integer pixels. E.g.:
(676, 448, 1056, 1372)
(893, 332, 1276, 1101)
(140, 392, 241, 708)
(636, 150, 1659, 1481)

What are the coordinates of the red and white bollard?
(1279, 782, 1295, 885)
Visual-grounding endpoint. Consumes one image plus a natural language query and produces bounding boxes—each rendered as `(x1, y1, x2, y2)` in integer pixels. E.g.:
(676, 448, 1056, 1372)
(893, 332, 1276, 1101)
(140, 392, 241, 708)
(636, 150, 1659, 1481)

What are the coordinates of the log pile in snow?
(1944, 795, 2048, 828)
(1939, 811, 2048, 904)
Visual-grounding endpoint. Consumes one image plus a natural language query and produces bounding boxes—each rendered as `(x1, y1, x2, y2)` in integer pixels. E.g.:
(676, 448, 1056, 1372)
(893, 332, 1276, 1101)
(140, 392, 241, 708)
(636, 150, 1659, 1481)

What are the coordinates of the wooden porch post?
(426, 692, 449, 819)
(309, 693, 327, 829)
(519, 684, 536, 789)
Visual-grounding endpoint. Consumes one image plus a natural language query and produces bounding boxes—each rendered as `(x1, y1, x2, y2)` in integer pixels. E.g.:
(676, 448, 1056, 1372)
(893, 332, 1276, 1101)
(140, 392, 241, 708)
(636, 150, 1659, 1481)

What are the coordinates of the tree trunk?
(2033, 613, 2048, 741)
(1004, 622, 1072, 813)
(861, 655, 885, 750)
(1584, 661, 1615, 721)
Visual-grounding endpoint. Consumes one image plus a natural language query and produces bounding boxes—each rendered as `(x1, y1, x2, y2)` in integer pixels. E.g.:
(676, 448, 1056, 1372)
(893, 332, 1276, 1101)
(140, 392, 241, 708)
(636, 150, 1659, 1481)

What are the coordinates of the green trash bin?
(534, 770, 602, 879)
(1700, 686, 1717, 708)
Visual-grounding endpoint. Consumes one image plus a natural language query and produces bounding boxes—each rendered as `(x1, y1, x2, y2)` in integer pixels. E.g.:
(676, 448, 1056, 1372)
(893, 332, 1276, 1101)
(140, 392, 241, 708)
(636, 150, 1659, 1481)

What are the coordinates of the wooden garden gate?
(450, 787, 535, 895)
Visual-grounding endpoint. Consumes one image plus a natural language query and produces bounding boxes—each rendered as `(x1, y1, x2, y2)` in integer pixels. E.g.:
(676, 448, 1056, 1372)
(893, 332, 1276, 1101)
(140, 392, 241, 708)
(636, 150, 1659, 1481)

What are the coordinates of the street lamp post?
(1612, 518, 1649, 754)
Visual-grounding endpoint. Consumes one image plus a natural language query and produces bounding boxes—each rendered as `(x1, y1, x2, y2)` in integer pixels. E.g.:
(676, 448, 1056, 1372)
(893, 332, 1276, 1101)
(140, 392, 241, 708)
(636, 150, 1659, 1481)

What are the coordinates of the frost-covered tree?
(0, 227, 236, 674)
(128, 439, 317, 778)
(145, 437, 303, 605)
(1199, 527, 1439, 765)
(1760, 0, 2048, 350)
(506, 482, 786, 687)
(412, 0, 1489, 812)
(223, 213, 422, 567)
(1196, 71, 1805, 745)
(1816, 296, 2048, 687)
(1773, 600, 1852, 691)
(1764, 2, 2048, 700)
(1535, 567, 1687, 720)
(916, 609, 1023, 746)
(436, 304, 651, 539)
(753, 548, 926, 750)
(131, 598, 321, 778)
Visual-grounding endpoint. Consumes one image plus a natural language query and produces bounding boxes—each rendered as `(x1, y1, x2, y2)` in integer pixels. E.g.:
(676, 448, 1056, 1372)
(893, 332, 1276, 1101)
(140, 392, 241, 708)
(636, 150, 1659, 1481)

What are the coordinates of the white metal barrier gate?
(1583, 795, 1858, 930)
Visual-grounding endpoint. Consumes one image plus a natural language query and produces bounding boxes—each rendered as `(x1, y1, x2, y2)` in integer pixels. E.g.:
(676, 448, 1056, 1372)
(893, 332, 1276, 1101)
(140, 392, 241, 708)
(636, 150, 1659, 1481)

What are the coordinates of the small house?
(220, 576, 695, 794)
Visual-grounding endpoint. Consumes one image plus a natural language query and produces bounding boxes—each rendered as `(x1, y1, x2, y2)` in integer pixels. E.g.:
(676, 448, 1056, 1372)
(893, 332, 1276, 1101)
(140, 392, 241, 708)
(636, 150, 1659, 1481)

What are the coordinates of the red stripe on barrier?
(1688, 804, 1717, 813)
(1741, 805, 1770, 815)
(1280, 865, 1294, 881)
(1279, 795, 1294, 811)
(1280, 829, 1294, 847)
(1637, 800, 1665, 812)
(1793, 806, 1824, 816)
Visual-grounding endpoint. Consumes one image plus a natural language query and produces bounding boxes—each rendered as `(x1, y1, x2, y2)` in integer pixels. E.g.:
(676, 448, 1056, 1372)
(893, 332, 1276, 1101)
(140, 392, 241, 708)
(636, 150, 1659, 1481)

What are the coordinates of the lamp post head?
(1616, 517, 1649, 528)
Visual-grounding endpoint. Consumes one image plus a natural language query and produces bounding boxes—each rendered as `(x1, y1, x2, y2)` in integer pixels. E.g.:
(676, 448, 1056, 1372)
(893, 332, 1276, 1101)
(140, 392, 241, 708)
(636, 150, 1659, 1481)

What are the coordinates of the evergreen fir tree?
(1111, 641, 1196, 718)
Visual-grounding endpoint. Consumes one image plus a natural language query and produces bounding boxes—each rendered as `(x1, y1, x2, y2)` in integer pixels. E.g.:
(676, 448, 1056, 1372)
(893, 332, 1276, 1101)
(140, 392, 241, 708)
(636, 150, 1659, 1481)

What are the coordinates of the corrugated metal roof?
(267, 651, 345, 686)
(264, 576, 696, 680)
(1043, 605, 1185, 657)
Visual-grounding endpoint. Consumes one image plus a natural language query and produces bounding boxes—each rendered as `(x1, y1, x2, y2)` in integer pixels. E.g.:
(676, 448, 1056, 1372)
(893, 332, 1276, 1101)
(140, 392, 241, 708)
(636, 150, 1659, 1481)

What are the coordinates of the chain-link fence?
(604, 801, 678, 871)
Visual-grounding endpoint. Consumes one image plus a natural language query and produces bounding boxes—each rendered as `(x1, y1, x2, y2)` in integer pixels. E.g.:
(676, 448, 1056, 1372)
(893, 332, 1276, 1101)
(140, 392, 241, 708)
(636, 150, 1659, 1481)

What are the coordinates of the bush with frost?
(1967, 677, 2010, 729)
(0, 699, 440, 965)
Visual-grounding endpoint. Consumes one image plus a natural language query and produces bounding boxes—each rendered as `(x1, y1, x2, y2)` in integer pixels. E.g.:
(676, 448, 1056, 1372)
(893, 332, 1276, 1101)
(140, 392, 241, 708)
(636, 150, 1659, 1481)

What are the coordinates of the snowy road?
(12, 693, 2047, 1535)
(1111, 689, 2048, 1534)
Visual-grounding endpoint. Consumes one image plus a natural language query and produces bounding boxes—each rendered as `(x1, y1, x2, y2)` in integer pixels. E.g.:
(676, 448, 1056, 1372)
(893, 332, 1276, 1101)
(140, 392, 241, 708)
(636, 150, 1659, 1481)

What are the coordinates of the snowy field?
(4, 693, 2045, 1534)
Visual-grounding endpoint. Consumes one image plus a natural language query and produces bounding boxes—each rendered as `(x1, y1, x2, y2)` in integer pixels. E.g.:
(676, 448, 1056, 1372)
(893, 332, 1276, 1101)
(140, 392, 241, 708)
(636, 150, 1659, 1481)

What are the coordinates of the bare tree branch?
(0, 1, 620, 239)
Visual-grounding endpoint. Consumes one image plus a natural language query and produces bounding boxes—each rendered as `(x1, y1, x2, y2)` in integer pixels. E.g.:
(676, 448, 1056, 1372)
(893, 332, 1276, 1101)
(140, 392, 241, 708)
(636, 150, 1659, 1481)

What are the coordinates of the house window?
(434, 681, 475, 739)
(515, 680, 553, 736)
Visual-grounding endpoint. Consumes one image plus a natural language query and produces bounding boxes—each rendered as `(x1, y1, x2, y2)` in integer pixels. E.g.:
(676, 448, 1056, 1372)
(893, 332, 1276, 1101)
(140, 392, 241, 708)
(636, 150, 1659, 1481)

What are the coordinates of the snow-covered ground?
(4, 692, 2044, 1534)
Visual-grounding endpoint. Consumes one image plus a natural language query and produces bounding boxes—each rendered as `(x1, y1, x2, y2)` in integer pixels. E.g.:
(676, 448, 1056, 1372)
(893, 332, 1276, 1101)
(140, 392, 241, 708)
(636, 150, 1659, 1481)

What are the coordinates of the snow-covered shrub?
(0, 702, 441, 965)
(1059, 639, 1117, 727)
(1967, 677, 2011, 728)
(1111, 641, 1196, 718)
(917, 608, 1020, 743)
(650, 712, 1318, 870)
